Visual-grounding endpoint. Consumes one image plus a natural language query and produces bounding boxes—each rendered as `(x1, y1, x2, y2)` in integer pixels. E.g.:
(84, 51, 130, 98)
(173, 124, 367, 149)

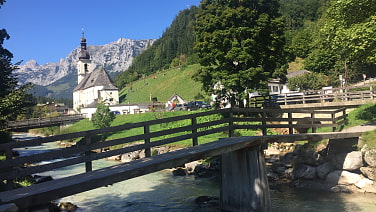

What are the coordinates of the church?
(73, 35, 119, 111)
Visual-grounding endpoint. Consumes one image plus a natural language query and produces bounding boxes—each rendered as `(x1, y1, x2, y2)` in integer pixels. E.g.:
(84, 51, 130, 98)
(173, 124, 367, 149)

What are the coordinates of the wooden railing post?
(345, 88, 349, 101)
(228, 109, 234, 137)
(311, 112, 316, 133)
(144, 125, 151, 157)
(5, 149, 14, 189)
(85, 134, 92, 172)
(370, 86, 374, 99)
(331, 112, 336, 132)
(342, 108, 347, 128)
(302, 92, 306, 104)
(262, 111, 267, 135)
(191, 117, 198, 146)
(288, 112, 293, 134)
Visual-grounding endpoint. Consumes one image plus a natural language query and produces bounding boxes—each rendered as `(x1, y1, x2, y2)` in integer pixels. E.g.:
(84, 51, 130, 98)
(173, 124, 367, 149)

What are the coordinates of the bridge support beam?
(220, 147, 271, 212)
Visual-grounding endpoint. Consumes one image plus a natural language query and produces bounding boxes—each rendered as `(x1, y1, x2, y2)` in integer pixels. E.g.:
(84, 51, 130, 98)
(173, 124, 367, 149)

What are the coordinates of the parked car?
(173, 103, 188, 111)
(186, 101, 211, 111)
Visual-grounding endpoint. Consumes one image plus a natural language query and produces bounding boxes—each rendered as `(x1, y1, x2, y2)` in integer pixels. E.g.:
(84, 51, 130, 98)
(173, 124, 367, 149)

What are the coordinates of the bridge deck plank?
(0, 132, 361, 209)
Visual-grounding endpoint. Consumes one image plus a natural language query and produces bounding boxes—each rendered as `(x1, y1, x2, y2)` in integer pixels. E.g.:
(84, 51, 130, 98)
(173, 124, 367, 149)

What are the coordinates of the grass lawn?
(120, 64, 205, 104)
(60, 110, 260, 149)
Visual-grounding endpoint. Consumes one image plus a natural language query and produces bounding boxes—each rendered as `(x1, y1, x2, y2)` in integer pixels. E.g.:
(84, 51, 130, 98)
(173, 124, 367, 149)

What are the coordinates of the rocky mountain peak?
(14, 38, 155, 86)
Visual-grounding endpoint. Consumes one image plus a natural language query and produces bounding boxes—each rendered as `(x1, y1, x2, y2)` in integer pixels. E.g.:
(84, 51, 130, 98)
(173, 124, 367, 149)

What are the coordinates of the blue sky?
(0, 0, 201, 65)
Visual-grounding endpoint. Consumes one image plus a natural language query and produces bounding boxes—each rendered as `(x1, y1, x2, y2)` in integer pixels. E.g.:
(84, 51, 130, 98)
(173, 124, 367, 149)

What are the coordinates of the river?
(12, 134, 376, 211)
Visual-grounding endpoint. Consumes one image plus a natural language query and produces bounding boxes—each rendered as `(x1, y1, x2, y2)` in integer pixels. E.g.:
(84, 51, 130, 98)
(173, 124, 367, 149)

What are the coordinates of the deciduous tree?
(91, 103, 115, 129)
(193, 0, 288, 107)
(305, 0, 376, 82)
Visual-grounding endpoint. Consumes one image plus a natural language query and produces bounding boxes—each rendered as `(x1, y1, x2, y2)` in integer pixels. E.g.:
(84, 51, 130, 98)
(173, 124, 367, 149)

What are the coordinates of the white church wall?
(99, 89, 119, 105)
(81, 105, 150, 119)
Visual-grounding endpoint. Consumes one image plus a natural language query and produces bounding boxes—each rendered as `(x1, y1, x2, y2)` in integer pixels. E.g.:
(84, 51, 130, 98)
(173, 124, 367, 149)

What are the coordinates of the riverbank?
(7, 132, 376, 212)
(264, 134, 376, 195)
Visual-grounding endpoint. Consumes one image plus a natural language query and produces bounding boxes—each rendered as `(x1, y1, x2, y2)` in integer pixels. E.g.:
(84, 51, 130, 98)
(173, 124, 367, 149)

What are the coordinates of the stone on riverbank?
(363, 146, 376, 167)
(292, 164, 316, 179)
(325, 170, 363, 185)
(360, 167, 376, 180)
(331, 151, 363, 171)
(121, 149, 145, 163)
(316, 162, 336, 179)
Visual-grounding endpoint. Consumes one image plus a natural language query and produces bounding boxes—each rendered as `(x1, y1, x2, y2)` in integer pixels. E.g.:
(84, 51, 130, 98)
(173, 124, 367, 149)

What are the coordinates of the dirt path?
(341, 122, 376, 133)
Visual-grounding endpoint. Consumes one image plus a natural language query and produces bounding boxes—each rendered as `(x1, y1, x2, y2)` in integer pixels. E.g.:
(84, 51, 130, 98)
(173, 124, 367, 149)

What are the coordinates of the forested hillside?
(115, 6, 199, 89)
(115, 0, 375, 93)
(114, 0, 327, 90)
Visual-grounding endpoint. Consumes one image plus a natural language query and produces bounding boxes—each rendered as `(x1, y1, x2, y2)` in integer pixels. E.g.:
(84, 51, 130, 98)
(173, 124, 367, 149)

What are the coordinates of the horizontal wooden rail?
(253, 84, 376, 107)
(0, 107, 346, 182)
(6, 114, 85, 130)
(0, 132, 362, 209)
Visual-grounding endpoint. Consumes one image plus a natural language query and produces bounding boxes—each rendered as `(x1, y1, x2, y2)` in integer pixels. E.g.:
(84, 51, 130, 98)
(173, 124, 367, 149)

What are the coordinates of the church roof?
(73, 66, 118, 91)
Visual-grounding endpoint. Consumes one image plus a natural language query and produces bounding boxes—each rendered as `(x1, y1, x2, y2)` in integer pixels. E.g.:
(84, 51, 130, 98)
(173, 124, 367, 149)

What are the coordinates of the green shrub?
(352, 103, 376, 121)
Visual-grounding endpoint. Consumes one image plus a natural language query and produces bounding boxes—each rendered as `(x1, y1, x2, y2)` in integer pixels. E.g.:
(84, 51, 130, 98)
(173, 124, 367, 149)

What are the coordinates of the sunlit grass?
(120, 64, 205, 104)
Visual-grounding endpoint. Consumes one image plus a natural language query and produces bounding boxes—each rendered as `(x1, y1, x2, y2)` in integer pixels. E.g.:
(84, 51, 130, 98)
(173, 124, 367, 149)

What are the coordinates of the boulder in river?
(325, 170, 363, 185)
(316, 162, 336, 179)
(292, 164, 317, 179)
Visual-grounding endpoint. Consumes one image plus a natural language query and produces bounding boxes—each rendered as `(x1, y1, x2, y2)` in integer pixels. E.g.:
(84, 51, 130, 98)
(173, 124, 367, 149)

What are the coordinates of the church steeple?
(79, 31, 90, 60)
(77, 30, 91, 84)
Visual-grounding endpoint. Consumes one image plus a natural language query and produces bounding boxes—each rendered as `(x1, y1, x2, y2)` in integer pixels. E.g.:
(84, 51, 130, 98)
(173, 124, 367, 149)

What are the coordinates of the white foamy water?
(13, 134, 376, 211)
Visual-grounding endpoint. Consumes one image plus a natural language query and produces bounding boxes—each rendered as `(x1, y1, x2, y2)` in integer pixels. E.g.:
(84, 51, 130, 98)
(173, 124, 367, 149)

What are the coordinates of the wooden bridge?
(253, 84, 376, 109)
(0, 107, 361, 211)
(6, 114, 85, 131)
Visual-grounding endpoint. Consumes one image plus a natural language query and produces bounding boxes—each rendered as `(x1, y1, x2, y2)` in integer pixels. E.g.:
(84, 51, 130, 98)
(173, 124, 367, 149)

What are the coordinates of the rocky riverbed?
(265, 136, 376, 194)
(111, 135, 376, 195)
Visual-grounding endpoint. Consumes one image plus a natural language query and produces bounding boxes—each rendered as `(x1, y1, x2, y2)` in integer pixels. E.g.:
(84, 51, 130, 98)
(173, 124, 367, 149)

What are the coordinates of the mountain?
(16, 38, 155, 98)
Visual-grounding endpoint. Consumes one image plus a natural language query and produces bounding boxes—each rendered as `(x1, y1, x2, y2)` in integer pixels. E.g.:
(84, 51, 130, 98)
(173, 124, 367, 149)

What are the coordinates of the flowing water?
(13, 134, 376, 212)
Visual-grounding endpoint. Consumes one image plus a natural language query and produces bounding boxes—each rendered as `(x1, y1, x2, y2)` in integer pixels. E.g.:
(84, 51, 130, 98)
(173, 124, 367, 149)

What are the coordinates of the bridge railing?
(0, 107, 346, 185)
(256, 84, 376, 106)
(6, 114, 85, 130)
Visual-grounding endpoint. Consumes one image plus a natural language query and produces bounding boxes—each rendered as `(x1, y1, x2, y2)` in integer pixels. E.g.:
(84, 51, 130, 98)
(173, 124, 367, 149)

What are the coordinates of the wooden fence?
(6, 114, 85, 131)
(252, 84, 376, 106)
(0, 107, 347, 185)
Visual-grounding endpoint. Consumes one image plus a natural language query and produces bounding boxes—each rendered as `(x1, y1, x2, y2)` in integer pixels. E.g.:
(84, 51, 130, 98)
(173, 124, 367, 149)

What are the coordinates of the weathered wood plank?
(0, 132, 361, 209)
(0, 136, 260, 208)
(221, 147, 271, 211)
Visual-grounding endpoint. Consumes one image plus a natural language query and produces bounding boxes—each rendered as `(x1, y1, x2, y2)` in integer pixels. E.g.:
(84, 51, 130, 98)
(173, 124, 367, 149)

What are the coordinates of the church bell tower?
(77, 31, 91, 84)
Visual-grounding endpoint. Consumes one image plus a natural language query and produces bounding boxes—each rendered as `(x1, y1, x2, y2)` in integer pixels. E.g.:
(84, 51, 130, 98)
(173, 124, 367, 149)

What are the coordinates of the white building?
(81, 104, 150, 119)
(73, 35, 119, 111)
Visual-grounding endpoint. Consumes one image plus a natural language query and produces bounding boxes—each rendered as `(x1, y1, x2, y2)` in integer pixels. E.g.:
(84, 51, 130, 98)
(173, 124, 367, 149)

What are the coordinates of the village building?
(73, 35, 149, 118)
(73, 34, 119, 111)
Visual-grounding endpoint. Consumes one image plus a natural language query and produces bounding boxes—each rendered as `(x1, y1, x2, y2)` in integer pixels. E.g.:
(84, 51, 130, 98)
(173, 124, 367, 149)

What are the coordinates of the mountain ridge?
(14, 38, 155, 87)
